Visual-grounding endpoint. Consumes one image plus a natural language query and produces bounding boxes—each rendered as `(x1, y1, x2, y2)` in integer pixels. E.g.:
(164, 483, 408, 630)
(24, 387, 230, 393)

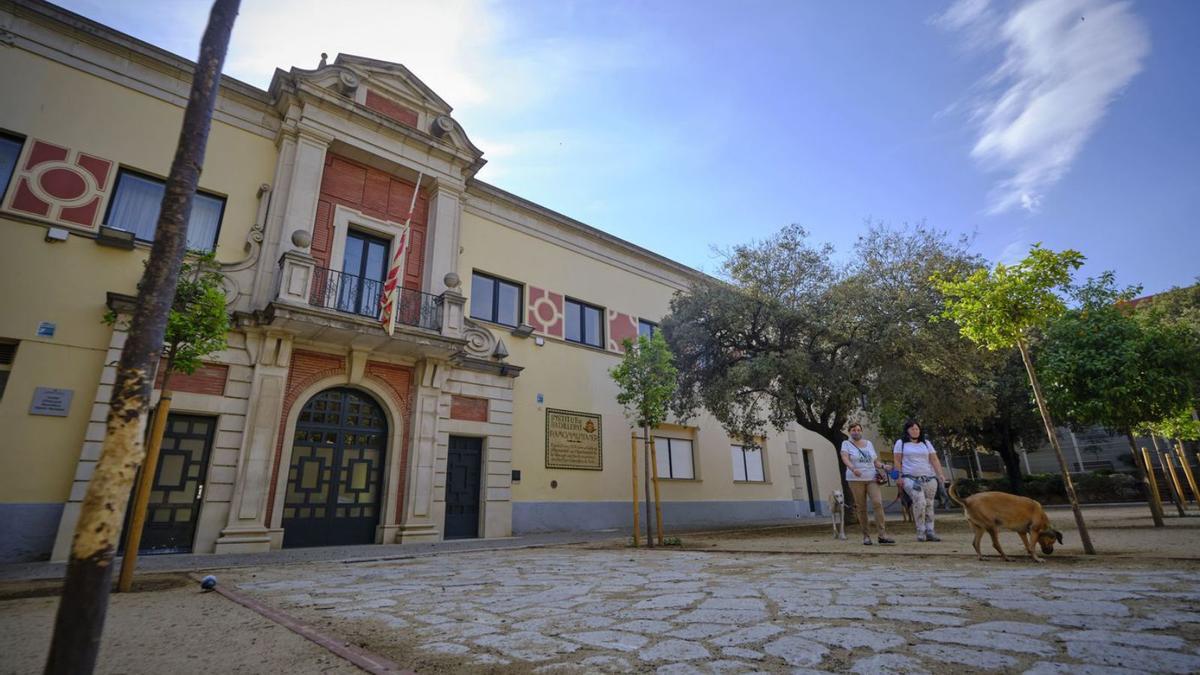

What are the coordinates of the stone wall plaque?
(545, 408, 603, 470)
(30, 387, 73, 417)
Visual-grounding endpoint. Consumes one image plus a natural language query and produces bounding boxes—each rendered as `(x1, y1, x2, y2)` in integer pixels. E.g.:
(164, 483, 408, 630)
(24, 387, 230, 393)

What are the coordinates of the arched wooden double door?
(282, 388, 387, 548)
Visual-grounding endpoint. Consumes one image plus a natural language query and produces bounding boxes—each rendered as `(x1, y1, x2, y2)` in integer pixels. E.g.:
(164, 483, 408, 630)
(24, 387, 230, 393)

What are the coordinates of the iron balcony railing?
(306, 266, 442, 332)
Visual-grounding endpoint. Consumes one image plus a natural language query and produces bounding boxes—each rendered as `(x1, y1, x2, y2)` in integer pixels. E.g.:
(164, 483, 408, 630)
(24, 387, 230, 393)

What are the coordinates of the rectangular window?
(565, 298, 603, 347)
(0, 340, 16, 401)
(638, 319, 657, 339)
(731, 444, 765, 482)
(654, 437, 695, 479)
(0, 133, 22, 201)
(105, 169, 225, 252)
(470, 272, 523, 327)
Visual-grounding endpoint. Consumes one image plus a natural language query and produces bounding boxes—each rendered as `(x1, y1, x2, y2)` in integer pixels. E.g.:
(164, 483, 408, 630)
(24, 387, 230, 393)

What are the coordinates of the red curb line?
(192, 574, 415, 675)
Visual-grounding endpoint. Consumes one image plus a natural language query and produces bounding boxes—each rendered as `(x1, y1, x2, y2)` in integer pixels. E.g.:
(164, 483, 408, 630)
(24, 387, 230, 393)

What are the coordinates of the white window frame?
(731, 444, 766, 483)
(654, 436, 695, 480)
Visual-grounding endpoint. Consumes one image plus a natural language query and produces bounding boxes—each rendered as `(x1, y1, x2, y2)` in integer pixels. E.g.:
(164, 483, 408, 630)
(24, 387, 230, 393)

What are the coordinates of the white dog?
(830, 489, 846, 540)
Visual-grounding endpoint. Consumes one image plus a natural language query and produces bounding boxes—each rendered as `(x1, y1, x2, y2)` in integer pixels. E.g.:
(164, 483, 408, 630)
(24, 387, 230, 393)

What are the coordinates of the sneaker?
(877, 535, 895, 545)
(916, 533, 927, 542)
(925, 532, 941, 542)
(863, 536, 873, 545)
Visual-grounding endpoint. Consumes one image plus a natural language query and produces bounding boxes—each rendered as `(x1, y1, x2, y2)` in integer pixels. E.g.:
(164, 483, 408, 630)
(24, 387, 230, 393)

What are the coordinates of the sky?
(56, 0, 1199, 294)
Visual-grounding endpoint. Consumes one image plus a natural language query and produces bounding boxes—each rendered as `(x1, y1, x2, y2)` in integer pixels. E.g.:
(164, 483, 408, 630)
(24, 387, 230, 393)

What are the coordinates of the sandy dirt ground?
(0, 575, 363, 675)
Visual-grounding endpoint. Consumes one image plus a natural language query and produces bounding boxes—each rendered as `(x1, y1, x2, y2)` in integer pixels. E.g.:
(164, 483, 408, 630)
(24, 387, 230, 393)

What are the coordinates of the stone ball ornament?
(444, 272, 461, 289)
(291, 229, 312, 248)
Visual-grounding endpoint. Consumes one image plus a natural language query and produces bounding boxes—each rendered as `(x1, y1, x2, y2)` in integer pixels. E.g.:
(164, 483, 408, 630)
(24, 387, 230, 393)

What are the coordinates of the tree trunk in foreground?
(642, 425, 654, 547)
(44, 2, 240, 672)
(1016, 339, 1096, 555)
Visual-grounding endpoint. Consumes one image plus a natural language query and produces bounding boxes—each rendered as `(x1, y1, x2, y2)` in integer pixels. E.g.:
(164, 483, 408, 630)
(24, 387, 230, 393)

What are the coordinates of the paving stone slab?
(990, 599, 1129, 617)
(640, 639, 711, 662)
(565, 630, 650, 652)
(668, 623, 734, 640)
(804, 626, 906, 651)
(621, 619, 675, 634)
(849, 653, 930, 674)
(675, 608, 770, 624)
(876, 608, 968, 626)
(710, 623, 787, 647)
(1057, 629, 1186, 650)
(474, 631, 580, 662)
(763, 635, 829, 667)
(917, 627, 1056, 656)
(967, 621, 1058, 636)
(778, 605, 873, 620)
(912, 643, 1018, 670)
(1064, 641, 1200, 674)
(634, 593, 707, 610)
(578, 655, 634, 672)
(1023, 661, 1144, 675)
(722, 647, 765, 660)
(699, 597, 769, 611)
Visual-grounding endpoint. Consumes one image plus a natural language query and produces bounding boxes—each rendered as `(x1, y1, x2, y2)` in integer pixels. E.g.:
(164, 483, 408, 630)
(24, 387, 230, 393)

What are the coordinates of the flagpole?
(381, 171, 423, 335)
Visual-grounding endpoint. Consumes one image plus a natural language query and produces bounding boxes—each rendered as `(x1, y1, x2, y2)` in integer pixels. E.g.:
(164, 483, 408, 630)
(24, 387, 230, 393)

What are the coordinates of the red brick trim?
(156, 362, 228, 396)
(364, 361, 416, 524)
(364, 89, 419, 128)
(450, 395, 488, 422)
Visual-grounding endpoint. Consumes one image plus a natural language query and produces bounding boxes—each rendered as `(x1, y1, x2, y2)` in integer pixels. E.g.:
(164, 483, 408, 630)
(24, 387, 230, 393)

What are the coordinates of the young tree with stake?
(610, 331, 679, 547)
(44, 2, 240, 672)
(111, 253, 230, 592)
(933, 245, 1096, 554)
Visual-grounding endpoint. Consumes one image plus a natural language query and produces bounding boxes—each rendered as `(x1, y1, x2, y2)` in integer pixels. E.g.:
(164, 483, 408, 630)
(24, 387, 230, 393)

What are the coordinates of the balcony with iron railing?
(305, 266, 442, 332)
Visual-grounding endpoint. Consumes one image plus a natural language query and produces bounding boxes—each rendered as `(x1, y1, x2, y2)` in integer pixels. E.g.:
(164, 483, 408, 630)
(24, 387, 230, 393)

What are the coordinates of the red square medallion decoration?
(3, 139, 115, 230)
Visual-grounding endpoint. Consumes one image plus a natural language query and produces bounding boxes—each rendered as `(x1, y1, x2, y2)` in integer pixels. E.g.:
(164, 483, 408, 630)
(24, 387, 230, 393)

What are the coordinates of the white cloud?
(937, 0, 1149, 214)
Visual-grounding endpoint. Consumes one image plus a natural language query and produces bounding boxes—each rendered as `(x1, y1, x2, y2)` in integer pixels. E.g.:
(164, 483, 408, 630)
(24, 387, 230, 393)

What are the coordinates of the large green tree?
(663, 223, 991, 500)
(934, 245, 1095, 554)
(1039, 275, 1200, 526)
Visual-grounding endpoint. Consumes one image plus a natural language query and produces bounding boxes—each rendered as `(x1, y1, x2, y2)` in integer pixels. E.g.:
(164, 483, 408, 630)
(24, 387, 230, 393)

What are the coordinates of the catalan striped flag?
(379, 172, 423, 335)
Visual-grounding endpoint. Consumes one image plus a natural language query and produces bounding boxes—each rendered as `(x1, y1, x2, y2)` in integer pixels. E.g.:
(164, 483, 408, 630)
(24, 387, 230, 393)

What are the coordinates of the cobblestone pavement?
(227, 548, 1200, 674)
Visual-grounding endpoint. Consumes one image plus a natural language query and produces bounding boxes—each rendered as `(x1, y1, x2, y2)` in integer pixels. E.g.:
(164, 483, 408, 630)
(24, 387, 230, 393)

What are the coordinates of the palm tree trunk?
(1016, 338, 1095, 554)
(44, 3, 240, 672)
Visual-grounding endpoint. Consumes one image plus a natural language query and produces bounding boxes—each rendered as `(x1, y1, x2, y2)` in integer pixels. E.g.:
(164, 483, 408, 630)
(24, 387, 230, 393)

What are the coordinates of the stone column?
(214, 331, 292, 553)
(398, 359, 449, 542)
(252, 125, 331, 307)
(423, 183, 463, 296)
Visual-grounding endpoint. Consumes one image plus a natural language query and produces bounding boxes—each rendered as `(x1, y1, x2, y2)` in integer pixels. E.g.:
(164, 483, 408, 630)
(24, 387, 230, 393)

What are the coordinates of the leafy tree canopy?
(610, 331, 679, 430)
(662, 223, 990, 451)
(1038, 275, 1200, 435)
(933, 245, 1083, 351)
(106, 252, 230, 378)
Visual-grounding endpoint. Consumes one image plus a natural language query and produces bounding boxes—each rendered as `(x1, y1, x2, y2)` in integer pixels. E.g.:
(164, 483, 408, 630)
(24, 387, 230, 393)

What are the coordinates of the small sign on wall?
(30, 387, 73, 417)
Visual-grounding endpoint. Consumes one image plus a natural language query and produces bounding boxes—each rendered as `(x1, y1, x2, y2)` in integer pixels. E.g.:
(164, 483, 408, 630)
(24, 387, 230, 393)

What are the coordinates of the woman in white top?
(893, 420, 947, 542)
(840, 423, 894, 545)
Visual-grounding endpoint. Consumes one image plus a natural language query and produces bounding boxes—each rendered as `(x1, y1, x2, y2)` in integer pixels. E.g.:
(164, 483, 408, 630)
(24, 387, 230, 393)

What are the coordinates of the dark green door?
(124, 414, 214, 555)
(444, 436, 482, 539)
(282, 388, 387, 548)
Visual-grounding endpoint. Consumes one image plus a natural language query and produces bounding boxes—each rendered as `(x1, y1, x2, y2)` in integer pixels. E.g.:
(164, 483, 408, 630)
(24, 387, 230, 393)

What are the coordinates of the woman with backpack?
(894, 420, 948, 542)
(840, 422, 894, 545)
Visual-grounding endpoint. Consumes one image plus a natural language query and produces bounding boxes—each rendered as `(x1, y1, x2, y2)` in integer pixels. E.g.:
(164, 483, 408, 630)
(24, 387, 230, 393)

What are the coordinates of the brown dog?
(948, 482, 1063, 563)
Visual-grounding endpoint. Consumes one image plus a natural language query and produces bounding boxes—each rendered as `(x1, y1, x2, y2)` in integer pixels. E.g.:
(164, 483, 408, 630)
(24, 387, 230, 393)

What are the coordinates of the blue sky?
(58, 0, 1198, 294)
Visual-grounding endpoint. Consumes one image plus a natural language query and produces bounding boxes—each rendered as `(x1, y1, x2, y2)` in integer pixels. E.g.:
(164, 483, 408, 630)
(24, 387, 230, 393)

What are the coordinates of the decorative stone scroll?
(545, 408, 603, 471)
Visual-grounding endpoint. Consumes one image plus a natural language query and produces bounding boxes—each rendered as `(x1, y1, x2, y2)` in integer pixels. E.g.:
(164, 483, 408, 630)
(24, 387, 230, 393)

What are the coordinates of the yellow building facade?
(0, 0, 842, 562)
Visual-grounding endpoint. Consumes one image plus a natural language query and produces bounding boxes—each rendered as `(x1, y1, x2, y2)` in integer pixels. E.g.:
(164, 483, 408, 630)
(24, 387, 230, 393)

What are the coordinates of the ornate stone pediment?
(273, 53, 484, 175)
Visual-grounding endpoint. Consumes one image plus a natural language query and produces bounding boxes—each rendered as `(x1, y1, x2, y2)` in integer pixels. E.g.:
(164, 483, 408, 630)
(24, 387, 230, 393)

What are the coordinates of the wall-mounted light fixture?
(96, 226, 135, 250)
(510, 323, 534, 338)
(44, 227, 69, 243)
